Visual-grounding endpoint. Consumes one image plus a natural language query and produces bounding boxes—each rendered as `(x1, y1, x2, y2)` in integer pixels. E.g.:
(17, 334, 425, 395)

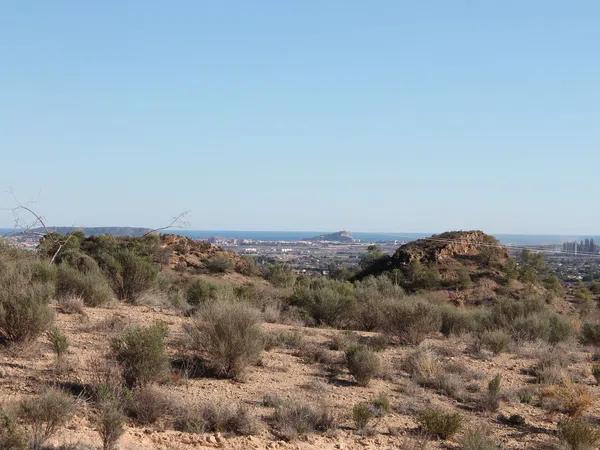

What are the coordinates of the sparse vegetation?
(174, 402, 257, 435)
(18, 388, 76, 450)
(459, 425, 500, 450)
(272, 400, 336, 440)
(95, 400, 125, 450)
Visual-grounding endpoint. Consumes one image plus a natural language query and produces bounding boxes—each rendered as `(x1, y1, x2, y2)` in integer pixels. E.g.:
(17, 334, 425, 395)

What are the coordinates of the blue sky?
(1, 1, 599, 234)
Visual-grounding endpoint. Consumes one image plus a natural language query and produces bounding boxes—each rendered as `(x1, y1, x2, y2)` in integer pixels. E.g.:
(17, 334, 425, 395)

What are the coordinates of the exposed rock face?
(391, 230, 508, 266)
(160, 234, 240, 272)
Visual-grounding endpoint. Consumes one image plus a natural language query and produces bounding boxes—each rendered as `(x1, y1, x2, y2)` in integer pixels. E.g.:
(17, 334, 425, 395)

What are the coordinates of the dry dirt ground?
(0, 302, 597, 450)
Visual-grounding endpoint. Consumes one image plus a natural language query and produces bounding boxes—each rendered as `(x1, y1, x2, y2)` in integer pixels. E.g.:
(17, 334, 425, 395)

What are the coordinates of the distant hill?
(23, 226, 152, 237)
(305, 230, 356, 243)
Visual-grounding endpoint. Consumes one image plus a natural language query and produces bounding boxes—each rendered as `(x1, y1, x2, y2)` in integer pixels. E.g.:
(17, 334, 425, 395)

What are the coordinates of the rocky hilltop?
(356, 230, 516, 302)
(390, 230, 508, 265)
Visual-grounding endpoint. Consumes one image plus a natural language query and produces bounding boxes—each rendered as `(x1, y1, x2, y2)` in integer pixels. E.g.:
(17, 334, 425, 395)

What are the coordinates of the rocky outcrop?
(391, 230, 508, 266)
(306, 230, 355, 243)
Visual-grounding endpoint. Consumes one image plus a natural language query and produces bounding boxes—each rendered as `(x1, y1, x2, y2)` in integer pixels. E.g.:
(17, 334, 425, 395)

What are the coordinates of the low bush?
(101, 249, 158, 302)
(47, 327, 69, 362)
(352, 402, 374, 432)
(479, 330, 511, 354)
(56, 263, 113, 307)
(459, 426, 500, 450)
(174, 402, 257, 435)
(18, 388, 76, 450)
(272, 400, 336, 441)
(186, 300, 264, 379)
(345, 345, 380, 386)
(57, 296, 86, 315)
(417, 408, 462, 439)
(0, 258, 55, 345)
(483, 374, 502, 412)
(205, 254, 235, 273)
(186, 279, 218, 306)
(126, 384, 173, 425)
(264, 263, 297, 288)
(0, 410, 27, 450)
(558, 417, 600, 450)
(581, 322, 600, 346)
(111, 322, 169, 387)
(95, 400, 125, 450)
(592, 364, 600, 385)
(381, 298, 442, 345)
(541, 381, 592, 417)
(290, 278, 355, 326)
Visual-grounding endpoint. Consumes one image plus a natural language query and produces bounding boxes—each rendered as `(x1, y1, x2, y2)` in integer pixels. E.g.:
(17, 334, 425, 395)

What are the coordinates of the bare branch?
(142, 211, 190, 237)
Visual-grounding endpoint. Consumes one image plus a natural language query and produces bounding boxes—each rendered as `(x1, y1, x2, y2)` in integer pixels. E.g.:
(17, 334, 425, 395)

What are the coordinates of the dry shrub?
(126, 384, 173, 425)
(18, 388, 76, 450)
(272, 400, 336, 440)
(459, 425, 500, 450)
(267, 329, 305, 350)
(482, 374, 502, 412)
(111, 322, 169, 387)
(479, 330, 512, 354)
(531, 350, 573, 384)
(174, 402, 257, 435)
(592, 364, 600, 385)
(381, 298, 441, 345)
(580, 322, 600, 346)
(402, 346, 462, 399)
(541, 381, 593, 416)
(186, 300, 264, 379)
(345, 345, 380, 386)
(57, 296, 86, 316)
(56, 264, 113, 307)
(96, 399, 124, 450)
(558, 417, 600, 450)
(417, 408, 462, 439)
(0, 410, 27, 450)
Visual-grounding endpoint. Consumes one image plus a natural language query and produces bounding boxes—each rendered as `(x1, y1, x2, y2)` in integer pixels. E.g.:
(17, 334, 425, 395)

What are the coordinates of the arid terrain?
(1, 231, 600, 450)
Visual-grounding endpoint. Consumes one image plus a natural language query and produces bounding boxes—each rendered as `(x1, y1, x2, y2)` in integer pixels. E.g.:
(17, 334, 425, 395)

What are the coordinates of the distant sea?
(1, 228, 598, 246)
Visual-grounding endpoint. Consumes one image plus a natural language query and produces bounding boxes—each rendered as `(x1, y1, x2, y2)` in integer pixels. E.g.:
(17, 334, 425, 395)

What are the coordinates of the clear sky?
(1, 1, 599, 234)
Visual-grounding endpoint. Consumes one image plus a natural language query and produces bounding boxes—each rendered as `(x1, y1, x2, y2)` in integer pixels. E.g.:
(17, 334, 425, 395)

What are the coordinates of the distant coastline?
(1, 228, 598, 246)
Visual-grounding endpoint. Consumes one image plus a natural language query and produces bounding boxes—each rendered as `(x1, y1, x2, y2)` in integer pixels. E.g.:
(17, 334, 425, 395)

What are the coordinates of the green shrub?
(186, 279, 218, 305)
(381, 298, 442, 345)
(100, 249, 157, 302)
(581, 323, 600, 346)
(187, 301, 264, 379)
(111, 322, 169, 387)
(47, 327, 69, 361)
(0, 410, 27, 450)
(290, 278, 355, 326)
(265, 263, 297, 288)
(174, 402, 257, 435)
(205, 254, 235, 273)
(352, 402, 374, 431)
(558, 418, 600, 450)
(417, 408, 462, 439)
(56, 263, 113, 307)
(272, 400, 335, 440)
(18, 388, 76, 450)
(345, 345, 380, 386)
(440, 306, 483, 337)
(96, 400, 125, 450)
(0, 258, 54, 345)
(480, 330, 512, 354)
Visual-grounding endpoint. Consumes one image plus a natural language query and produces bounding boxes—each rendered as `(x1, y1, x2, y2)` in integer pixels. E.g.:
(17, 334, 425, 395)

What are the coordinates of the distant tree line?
(562, 238, 598, 254)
